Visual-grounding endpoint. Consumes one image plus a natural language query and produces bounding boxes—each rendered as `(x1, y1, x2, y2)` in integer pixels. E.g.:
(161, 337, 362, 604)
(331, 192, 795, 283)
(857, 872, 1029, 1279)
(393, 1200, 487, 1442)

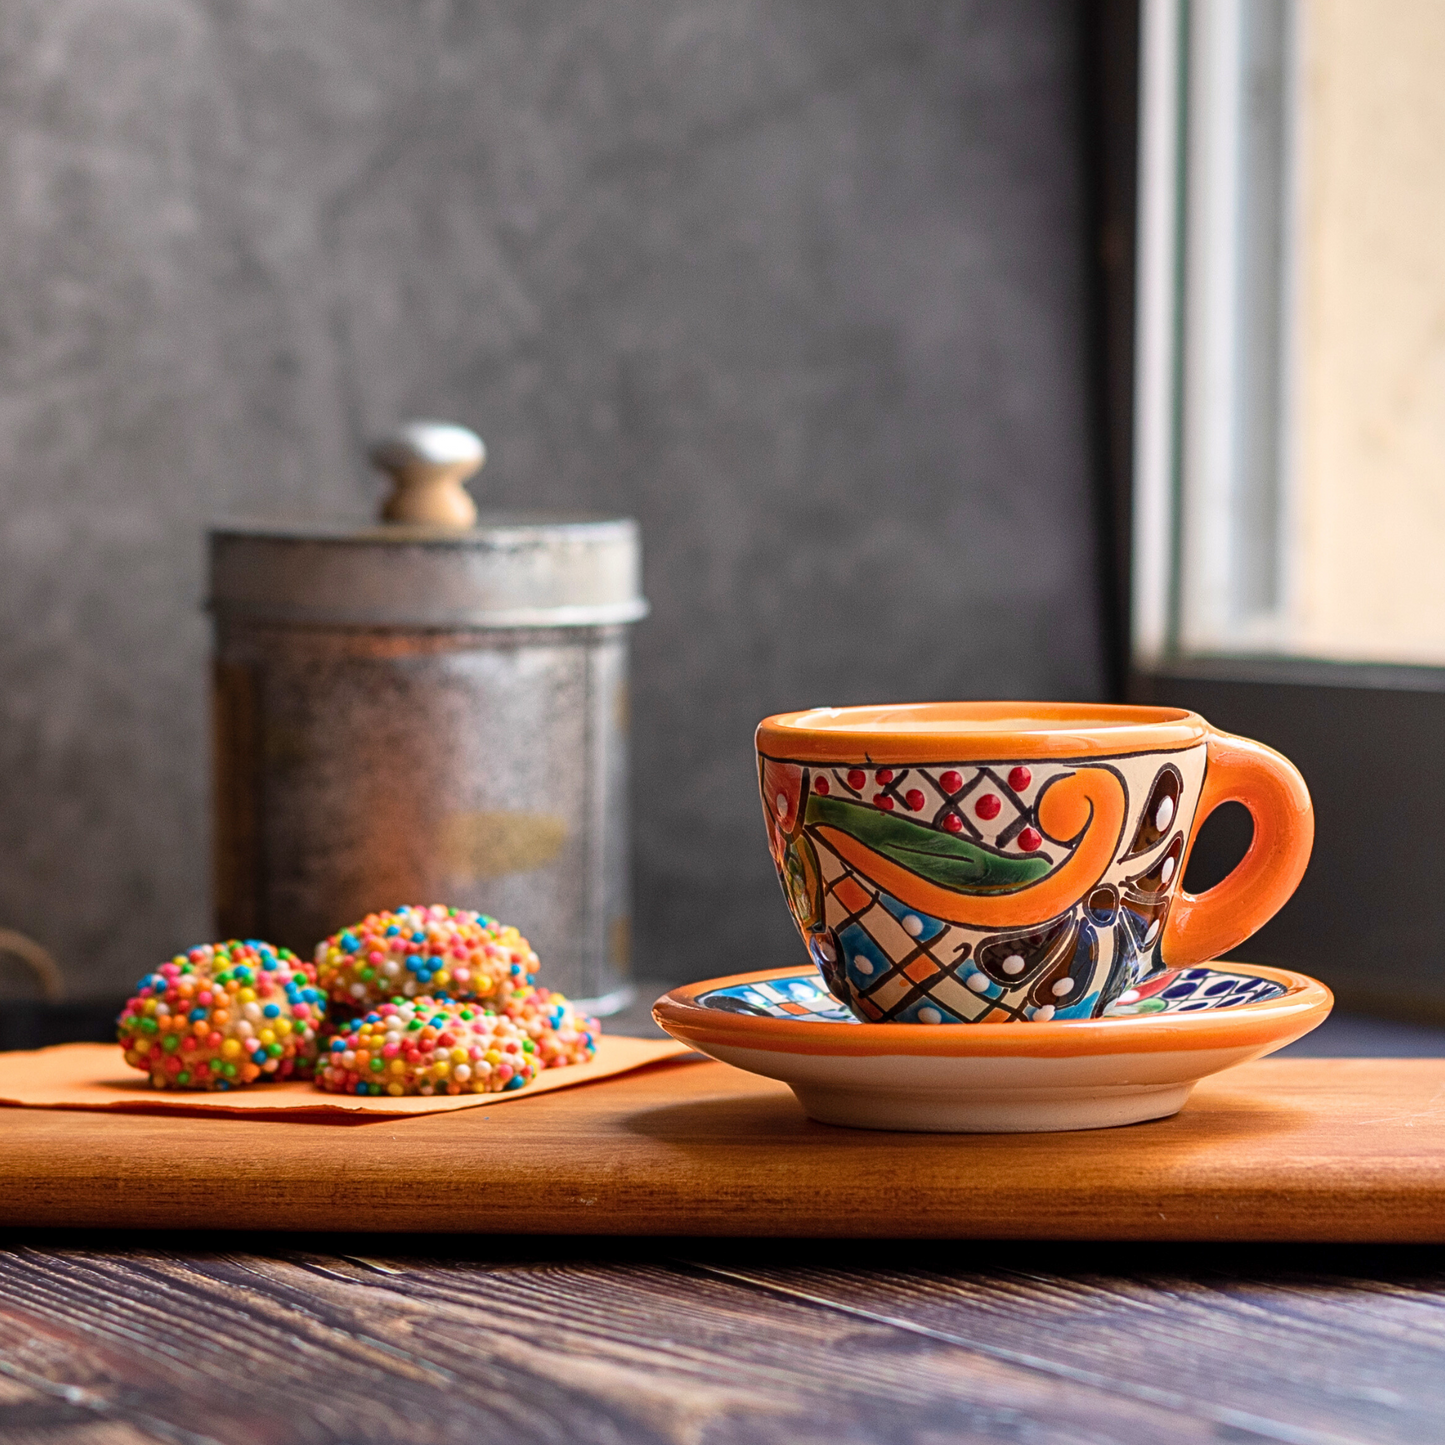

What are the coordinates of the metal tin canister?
(208, 516, 646, 1012)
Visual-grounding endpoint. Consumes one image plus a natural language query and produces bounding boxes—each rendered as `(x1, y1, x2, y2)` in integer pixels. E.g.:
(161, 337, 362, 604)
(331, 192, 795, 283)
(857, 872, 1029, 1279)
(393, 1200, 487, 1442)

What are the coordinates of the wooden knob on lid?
(370, 421, 485, 528)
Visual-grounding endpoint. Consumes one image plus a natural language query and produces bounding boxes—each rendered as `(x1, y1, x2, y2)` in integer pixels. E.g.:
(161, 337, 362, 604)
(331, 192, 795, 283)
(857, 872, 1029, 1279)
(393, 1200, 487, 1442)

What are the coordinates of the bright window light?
(1133, 0, 1445, 667)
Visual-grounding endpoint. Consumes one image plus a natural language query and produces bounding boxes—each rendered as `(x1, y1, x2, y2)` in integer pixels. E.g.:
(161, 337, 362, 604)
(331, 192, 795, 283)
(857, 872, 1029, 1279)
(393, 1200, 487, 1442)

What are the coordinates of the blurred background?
(1, 1, 1442, 1043)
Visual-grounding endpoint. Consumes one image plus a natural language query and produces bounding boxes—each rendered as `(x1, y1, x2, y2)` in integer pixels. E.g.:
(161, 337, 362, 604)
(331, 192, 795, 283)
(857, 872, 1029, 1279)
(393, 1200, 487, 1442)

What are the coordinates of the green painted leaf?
(805, 794, 1052, 894)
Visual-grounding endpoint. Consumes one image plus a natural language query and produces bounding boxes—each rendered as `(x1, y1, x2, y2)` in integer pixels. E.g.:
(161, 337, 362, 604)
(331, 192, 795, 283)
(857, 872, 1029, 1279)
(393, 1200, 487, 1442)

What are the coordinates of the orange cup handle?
(1160, 731, 1314, 968)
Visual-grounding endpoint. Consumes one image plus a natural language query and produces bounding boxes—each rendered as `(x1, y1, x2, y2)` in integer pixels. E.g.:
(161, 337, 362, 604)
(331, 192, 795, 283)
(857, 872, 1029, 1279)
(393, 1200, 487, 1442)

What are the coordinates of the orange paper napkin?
(0, 1036, 692, 1119)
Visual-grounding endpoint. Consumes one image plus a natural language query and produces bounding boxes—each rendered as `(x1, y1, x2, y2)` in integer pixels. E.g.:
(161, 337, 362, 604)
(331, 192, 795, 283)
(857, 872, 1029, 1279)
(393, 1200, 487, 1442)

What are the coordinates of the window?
(1133, 0, 1445, 667)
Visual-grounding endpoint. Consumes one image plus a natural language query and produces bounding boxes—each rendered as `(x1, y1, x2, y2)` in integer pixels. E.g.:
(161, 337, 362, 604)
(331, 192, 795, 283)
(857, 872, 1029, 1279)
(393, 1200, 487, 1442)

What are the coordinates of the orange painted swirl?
(813, 766, 1127, 929)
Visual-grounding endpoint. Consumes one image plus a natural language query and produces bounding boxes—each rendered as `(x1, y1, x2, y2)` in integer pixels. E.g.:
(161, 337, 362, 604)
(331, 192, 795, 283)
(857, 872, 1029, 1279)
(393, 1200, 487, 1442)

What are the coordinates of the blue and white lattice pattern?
(697, 975, 859, 1023)
(1102, 966, 1287, 1016)
(699, 966, 1286, 1022)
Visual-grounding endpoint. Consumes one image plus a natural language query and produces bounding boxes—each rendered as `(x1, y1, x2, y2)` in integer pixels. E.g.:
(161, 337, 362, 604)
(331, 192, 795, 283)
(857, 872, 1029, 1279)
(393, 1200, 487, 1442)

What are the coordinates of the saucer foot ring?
(791, 1081, 1194, 1133)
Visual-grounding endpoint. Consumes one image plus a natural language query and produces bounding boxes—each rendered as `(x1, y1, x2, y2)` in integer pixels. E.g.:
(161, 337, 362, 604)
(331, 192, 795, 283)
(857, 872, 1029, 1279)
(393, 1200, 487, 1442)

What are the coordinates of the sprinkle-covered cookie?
(314, 989, 598, 1098)
(499, 984, 597, 1070)
(117, 941, 327, 1090)
(314, 905, 538, 1011)
(316, 996, 538, 1096)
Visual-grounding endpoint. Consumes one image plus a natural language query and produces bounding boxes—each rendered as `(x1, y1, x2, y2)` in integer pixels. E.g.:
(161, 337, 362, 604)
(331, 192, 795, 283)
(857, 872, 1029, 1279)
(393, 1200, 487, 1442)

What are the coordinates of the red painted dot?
(904, 789, 925, 812)
(1008, 766, 1032, 792)
(976, 793, 1002, 820)
(813, 776, 829, 796)
(1018, 826, 1042, 851)
(940, 770, 963, 794)
(847, 769, 866, 790)
(875, 768, 894, 784)
(943, 814, 964, 833)
(873, 793, 894, 810)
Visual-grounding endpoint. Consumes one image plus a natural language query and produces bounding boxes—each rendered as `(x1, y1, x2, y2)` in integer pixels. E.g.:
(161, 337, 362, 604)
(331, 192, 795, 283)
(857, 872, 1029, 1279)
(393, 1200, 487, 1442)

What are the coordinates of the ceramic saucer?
(653, 963, 1331, 1133)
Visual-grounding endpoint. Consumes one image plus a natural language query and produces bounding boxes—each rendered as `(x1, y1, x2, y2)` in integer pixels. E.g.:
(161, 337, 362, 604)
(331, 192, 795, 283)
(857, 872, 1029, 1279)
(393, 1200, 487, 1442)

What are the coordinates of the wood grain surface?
(2, 1236, 1444, 1443)
(3, 1056, 1445, 1240)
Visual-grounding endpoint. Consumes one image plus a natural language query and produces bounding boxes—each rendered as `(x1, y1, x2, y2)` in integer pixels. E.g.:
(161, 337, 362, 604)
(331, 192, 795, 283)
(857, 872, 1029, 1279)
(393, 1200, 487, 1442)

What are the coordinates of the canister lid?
(211, 422, 645, 629)
(208, 515, 647, 629)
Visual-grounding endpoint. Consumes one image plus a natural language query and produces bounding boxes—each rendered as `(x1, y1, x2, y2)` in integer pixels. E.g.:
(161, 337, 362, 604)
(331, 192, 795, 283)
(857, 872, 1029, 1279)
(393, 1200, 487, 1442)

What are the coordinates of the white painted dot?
(1051, 977, 1075, 997)
(1033, 1005, 1056, 1021)
(1002, 954, 1026, 976)
(966, 972, 990, 993)
(1155, 796, 1175, 831)
(902, 915, 924, 937)
(1119, 989, 1140, 1003)
(775, 792, 789, 818)
(1160, 855, 1177, 884)
(918, 1007, 943, 1024)
(1144, 919, 1161, 945)
(855, 958, 875, 976)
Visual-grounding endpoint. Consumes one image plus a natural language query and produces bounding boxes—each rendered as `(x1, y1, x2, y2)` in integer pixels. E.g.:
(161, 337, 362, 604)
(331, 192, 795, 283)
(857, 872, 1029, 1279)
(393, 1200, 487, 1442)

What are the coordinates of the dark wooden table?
(3, 1232, 1444, 1443)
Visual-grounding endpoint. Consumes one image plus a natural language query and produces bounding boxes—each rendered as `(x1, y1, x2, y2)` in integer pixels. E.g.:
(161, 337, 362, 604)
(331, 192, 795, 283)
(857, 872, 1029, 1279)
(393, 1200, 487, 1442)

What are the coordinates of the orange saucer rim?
(652, 963, 1333, 1059)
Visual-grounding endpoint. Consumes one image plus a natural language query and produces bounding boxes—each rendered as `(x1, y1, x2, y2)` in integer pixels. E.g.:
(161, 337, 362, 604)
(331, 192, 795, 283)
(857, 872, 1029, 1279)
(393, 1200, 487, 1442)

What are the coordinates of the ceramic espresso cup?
(756, 702, 1312, 1024)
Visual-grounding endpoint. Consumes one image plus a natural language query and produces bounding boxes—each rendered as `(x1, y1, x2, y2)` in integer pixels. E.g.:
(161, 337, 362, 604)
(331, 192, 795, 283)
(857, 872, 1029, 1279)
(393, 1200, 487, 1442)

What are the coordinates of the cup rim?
(756, 701, 1207, 764)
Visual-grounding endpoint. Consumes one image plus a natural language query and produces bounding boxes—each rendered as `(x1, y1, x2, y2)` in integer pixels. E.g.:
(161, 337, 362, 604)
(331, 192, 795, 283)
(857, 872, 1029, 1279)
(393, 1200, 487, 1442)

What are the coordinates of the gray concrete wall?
(0, 0, 1106, 999)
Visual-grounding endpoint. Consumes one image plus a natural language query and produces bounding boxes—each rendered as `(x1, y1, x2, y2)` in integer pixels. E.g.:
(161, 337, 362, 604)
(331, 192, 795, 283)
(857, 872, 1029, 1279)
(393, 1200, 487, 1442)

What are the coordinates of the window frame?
(1089, 0, 1445, 1021)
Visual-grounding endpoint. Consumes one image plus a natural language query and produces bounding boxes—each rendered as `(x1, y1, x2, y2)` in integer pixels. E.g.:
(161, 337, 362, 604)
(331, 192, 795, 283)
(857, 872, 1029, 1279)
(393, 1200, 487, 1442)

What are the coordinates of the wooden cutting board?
(4, 1055, 1444, 1241)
